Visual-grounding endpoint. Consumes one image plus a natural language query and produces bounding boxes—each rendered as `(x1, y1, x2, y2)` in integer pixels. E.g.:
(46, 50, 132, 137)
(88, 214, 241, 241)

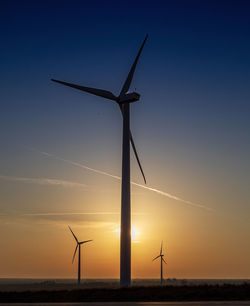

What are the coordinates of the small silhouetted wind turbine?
(52, 35, 148, 287)
(69, 226, 92, 286)
(153, 241, 166, 285)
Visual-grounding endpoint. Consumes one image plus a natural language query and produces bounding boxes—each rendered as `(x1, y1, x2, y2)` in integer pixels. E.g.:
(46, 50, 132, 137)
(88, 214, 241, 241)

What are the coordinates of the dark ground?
(0, 284, 250, 303)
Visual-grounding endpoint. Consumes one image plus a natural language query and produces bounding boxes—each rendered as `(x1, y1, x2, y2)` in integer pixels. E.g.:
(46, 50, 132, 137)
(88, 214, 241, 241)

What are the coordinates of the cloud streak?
(22, 212, 120, 216)
(22, 211, 146, 217)
(30, 148, 213, 212)
(0, 175, 87, 188)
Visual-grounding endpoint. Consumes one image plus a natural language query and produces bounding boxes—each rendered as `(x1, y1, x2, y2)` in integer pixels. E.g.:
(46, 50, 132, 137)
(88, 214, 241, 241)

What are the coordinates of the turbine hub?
(118, 92, 140, 104)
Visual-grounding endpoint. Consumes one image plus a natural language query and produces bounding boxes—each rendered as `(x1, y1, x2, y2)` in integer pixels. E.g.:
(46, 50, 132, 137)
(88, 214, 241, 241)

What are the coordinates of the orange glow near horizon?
(0, 156, 250, 280)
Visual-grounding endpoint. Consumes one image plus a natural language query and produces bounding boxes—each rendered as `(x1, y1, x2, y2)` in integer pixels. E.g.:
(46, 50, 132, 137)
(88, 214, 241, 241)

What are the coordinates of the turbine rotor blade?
(51, 79, 117, 101)
(162, 258, 167, 264)
(119, 104, 146, 184)
(152, 255, 161, 261)
(68, 226, 78, 243)
(130, 131, 146, 184)
(80, 239, 93, 244)
(120, 34, 148, 96)
(72, 244, 78, 263)
(160, 241, 163, 255)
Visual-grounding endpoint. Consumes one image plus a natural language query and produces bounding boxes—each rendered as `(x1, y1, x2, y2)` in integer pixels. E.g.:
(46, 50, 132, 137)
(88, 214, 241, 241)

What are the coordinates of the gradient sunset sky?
(0, 0, 250, 279)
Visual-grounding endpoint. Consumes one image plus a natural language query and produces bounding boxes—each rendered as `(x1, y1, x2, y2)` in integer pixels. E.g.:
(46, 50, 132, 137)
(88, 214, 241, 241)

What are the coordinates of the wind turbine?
(51, 35, 148, 287)
(153, 241, 167, 285)
(69, 226, 92, 286)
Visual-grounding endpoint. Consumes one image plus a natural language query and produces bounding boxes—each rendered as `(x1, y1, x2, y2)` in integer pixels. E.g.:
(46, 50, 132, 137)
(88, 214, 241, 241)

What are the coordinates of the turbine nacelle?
(117, 92, 140, 104)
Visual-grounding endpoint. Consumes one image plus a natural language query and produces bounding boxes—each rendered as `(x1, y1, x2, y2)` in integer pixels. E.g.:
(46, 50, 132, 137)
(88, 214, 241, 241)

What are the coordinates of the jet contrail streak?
(30, 148, 121, 180)
(0, 175, 87, 188)
(131, 182, 213, 211)
(30, 148, 213, 212)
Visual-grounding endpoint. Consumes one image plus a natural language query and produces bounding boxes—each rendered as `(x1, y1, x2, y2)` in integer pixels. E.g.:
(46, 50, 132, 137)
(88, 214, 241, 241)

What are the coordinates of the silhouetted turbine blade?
(80, 239, 93, 244)
(162, 258, 167, 264)
(120, 34, 148, 96)
(130, 131, 146, 184)
(160, 241, 163, 255)
(68, 226, 78, 243)
(72, 244, 78, 263)
(153, 255, 161, 261)
(51, 79, 117, 101)
(119, 104, 146, 184)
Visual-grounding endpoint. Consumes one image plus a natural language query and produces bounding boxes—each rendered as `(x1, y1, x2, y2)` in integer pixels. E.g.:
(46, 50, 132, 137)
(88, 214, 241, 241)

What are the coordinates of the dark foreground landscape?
(0, 284, 250, 303)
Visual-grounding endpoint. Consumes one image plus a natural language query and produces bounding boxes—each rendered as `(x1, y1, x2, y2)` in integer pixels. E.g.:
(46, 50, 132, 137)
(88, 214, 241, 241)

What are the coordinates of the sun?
(114, 226, 139, 242)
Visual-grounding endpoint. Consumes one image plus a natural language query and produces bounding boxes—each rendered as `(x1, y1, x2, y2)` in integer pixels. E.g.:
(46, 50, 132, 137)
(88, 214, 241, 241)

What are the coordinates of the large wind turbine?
(153, 241, 167, 285)
(52, 35, 148, 287)
(69, 226, 92, 286)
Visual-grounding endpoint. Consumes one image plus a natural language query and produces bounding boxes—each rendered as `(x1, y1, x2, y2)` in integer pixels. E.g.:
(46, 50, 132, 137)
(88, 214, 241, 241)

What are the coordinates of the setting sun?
(114, 227, 139, 242)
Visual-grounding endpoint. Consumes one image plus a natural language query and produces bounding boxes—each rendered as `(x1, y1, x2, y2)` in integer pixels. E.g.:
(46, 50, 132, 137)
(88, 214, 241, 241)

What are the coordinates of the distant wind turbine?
(52, 34, 148, 287)
(69, 226, 92, 286)
(153, 241, 167, 285)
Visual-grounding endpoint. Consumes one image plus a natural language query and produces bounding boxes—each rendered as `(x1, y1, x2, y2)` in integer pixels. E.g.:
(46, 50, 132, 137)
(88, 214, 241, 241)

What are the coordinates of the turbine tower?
(153, 241, 167, 285)
(51, 35, 148, 287)
(69, 226, 92, 286)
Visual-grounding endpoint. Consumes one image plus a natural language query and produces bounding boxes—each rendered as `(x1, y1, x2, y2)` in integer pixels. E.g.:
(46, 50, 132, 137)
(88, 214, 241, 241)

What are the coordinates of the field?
(0, 279, 250, 303)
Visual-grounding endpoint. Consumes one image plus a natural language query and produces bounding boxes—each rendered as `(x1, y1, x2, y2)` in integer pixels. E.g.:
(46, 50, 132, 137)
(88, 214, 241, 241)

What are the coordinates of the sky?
(0, 0, 250, 279)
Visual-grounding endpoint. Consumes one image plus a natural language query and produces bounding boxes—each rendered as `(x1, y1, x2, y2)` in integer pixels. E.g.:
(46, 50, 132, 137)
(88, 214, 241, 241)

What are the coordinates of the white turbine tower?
(52, 35, 148, 287)
(69, 226, 92, 286)
(153, 241, 167, 285)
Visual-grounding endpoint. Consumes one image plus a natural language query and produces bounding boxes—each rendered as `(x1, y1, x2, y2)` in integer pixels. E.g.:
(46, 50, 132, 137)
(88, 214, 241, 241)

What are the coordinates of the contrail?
(29, 148, 121, 180)
(131, 182, 212, 211)
(0, 175, 87, 188)
(29, 148, 213, 212)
